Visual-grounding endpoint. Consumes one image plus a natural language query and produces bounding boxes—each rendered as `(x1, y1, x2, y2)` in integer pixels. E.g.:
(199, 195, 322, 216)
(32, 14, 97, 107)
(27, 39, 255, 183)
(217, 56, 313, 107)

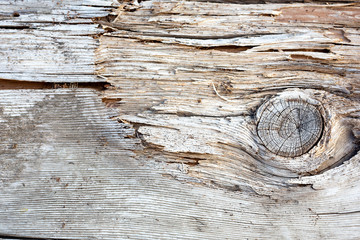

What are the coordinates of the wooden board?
(0, 0, 360, 239)
(0, 0, 118, 82)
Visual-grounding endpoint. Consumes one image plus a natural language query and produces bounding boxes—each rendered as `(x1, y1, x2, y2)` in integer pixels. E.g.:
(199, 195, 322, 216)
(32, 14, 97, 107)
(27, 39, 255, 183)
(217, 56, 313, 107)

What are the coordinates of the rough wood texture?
(1, 0, 360, 239)
(0, 0, 118, 82)
(98, 0, 360, 187)
(257, 95, 323, 157)
(1, 89, 360, 240)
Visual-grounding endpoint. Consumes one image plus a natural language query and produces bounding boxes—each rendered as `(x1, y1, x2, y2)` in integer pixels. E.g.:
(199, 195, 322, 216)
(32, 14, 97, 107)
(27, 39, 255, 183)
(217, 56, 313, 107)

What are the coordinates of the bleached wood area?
(0, 0, 360, 239)
(0, 0, 118, 82)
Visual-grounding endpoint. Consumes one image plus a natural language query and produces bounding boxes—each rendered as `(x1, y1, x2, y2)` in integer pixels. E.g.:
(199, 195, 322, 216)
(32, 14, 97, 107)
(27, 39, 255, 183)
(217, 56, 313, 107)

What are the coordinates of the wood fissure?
(0, 79, 111, 90)
(0, 234, 77, 240)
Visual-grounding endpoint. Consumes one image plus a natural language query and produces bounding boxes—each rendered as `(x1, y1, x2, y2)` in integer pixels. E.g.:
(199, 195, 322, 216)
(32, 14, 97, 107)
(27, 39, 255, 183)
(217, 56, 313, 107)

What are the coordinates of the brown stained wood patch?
(102, 97, 123, 108)
(276, 6, 360, 27)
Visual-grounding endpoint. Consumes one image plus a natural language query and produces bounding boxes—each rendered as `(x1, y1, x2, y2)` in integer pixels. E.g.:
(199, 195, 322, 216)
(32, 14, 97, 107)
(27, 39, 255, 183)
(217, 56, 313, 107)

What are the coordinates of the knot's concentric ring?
(257, 98, 323, 157)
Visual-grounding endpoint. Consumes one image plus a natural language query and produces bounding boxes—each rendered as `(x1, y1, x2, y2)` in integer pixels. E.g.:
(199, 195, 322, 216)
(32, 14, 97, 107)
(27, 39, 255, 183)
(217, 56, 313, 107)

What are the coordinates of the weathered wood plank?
(0, 0, 360, 239)
(98, 0, 360, 182)
(0, 0, 118, 82)
(0, 89, 359, 240)
(97, 0, 360, 237)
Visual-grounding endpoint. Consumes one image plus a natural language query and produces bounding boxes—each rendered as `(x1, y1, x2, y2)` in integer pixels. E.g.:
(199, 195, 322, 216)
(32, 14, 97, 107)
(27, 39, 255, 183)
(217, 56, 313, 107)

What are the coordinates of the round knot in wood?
(257, 98, 323, 157)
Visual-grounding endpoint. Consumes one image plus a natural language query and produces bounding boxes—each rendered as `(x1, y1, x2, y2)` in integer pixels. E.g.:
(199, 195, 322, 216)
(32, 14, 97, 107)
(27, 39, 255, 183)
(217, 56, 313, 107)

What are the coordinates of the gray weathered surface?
(0, 0, 118, 82)
(0, 0, 360, 239)
(257, 95, 323, 157)
(0, 89, 360, 240)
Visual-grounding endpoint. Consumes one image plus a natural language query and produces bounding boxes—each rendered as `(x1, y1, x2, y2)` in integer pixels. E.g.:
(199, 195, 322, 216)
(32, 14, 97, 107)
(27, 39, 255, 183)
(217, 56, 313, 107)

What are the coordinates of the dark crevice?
(160, 152, 210, 166)
(152, 111, 247, 118)
(0, 25, 31, 29)
(332, 42, 357, 46)
(199, 45, 255, 53)
(288, 48, 331, 53)
(290, 54, 328, 62)
(124, 121, 175, 150)
(0, 79, 111, 91)
(102, 97, 123, 108)
(316, 210, 360, 215)
(93, 15, 117, 25)
(316, 141, 360, 175)
(0, 234, 77, 240)
(258, 13, 276, 17)
(12, 12, 20, 17)
(152, 33, 279, 40)
(259, 48, 331, 53)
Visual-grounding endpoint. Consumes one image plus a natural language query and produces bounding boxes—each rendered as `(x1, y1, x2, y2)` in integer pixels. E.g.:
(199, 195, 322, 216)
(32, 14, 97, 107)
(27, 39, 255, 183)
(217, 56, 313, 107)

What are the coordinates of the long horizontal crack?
(0, 233, 77, 240)
(314, 210, 360, 216)
(0, 79, 111, 90)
